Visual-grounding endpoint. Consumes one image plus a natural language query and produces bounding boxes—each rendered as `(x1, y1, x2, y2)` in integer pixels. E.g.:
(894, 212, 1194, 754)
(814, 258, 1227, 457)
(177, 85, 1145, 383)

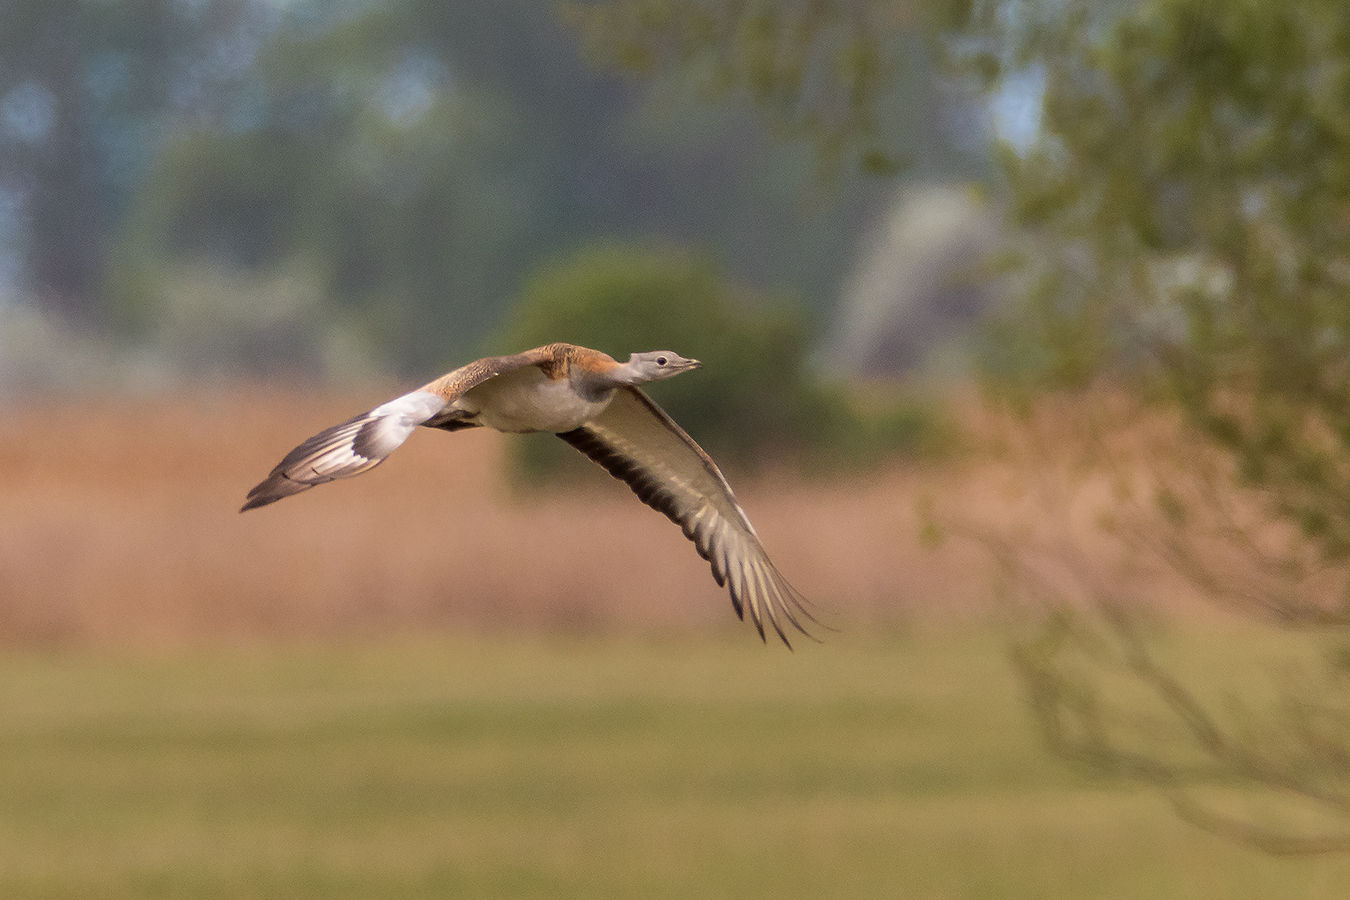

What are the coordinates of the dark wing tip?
(239, 493, 274, 513)
(240, 474, 310, 512)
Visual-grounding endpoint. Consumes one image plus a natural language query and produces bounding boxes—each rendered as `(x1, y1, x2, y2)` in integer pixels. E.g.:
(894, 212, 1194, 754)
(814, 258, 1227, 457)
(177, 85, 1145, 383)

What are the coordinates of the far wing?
(241, 390, 447, 511)
(557, 386, 819, 647)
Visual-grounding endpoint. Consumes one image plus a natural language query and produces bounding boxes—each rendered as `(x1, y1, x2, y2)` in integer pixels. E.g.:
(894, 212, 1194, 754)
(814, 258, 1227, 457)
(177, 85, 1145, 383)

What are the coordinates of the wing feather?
(557, 386, 818, 647)
(241, 346, 573, 511)
(241, 390, 447, 511)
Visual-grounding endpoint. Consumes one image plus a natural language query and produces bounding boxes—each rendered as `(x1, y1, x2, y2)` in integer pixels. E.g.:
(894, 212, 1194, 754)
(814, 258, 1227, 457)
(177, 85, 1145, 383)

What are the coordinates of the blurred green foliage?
(964, 0, 1350, 852)
(0, 0, 272, 323)
(500, 243, 945, 483)
(7, 0, 978, 379)
(109, 74, 535, 373)
(580, 0, 1350, 852)
(565, 0, 989, 181)
(980, 0, 1350, 581)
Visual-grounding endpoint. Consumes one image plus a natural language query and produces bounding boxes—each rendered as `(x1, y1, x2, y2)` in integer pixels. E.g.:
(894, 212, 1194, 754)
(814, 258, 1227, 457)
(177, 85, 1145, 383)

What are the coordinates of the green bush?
(498, 242, 946, 483)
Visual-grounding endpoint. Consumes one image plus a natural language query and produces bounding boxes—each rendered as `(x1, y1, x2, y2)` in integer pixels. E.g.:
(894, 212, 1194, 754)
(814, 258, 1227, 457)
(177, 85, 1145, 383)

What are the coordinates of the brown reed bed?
(0, 388, 1016, 647)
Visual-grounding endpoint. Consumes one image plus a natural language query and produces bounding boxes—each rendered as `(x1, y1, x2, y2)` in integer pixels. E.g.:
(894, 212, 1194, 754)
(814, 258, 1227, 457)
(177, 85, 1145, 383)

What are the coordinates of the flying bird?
(241, 343, 818, 646)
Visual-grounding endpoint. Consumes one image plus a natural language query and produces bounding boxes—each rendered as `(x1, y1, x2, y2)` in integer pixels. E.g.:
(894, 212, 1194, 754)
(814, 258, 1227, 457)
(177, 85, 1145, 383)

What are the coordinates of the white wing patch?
(242, 390, 446, 511)
(361, 392, 448, 457)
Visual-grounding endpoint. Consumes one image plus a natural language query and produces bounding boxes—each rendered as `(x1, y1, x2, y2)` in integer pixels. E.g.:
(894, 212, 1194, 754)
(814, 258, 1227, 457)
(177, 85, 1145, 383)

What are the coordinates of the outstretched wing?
(241, 346, 571, 512)
(241, 390, 449, 511)
(557, 386, 819, 647)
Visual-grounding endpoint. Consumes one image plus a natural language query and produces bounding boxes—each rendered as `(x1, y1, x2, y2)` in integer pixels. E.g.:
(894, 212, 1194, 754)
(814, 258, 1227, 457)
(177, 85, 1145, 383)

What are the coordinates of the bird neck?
(571, 365, 627, 401)
(602, 362, 642, 387)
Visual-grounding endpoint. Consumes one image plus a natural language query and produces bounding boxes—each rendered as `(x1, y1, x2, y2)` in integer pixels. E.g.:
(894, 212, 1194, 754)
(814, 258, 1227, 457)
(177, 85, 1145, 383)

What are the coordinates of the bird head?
(619, 351, 701, 384)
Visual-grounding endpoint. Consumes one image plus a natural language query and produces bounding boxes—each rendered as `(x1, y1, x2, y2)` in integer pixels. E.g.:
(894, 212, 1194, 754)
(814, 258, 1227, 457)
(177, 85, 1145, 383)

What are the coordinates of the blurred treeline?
(0, 0, 986, 388)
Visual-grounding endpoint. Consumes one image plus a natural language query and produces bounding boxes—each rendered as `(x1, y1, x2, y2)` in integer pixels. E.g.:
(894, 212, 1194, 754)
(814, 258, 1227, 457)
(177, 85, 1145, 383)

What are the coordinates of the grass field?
(1, 628, 1346, 900)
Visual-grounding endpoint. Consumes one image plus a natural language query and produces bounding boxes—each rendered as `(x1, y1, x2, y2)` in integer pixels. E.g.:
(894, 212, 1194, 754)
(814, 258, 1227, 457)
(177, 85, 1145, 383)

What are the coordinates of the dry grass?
(0, 387, 1251, 647)
(0, 388, 1016, 646)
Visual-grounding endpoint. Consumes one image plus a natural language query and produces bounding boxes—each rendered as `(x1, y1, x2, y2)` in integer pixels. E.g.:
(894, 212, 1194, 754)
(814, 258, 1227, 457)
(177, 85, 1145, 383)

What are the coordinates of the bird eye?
(656, 356, 668, 366)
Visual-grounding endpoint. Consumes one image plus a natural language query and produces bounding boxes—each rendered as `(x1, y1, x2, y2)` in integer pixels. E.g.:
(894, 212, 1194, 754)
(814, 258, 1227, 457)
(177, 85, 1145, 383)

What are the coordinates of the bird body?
(449, 363, 612, 433)
(242, 343, 817, 645)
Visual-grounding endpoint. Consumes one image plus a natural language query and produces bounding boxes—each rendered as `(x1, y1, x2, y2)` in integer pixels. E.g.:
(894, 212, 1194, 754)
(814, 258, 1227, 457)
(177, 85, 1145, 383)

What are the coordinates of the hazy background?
(4, 2, 1350, 897)
(0, 0, 994, 391)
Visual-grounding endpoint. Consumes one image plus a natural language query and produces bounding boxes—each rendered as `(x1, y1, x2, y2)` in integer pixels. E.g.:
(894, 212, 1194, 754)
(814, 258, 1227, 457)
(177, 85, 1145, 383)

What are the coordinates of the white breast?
(462, 367, 613, 433)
